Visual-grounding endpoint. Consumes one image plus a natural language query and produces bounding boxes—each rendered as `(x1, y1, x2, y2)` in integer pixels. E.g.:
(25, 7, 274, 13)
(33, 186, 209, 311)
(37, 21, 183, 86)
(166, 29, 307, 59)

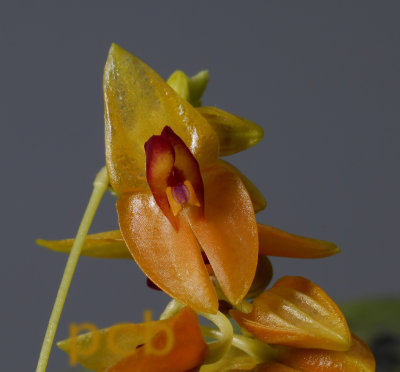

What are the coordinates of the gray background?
(1, 1, 399, 371)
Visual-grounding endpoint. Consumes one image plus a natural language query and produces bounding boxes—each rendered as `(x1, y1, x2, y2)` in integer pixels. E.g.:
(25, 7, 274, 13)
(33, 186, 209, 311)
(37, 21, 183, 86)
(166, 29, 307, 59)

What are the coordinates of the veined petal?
(220, 160, 266, 213)
(279, 334, 376, 372)
(231, 276, 351, 351)
(104, 44, 219, 193)
(106, 308, 207, 372)
(185, 162, 258, 306)
(258, 224, 340, 259)
(197, 106, 264, 156)
(117, 191, 218, 314)
(36, 230, 130, 259)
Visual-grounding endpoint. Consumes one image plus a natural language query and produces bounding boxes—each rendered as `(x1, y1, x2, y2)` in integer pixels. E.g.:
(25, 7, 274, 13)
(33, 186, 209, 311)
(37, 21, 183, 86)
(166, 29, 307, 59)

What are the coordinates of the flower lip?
(145, 126, 205, 228)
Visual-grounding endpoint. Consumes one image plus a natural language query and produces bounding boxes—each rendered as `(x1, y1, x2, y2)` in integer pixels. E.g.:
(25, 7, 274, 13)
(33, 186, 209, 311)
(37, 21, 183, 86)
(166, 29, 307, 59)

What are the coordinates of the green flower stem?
(199, 310, 233, 364)
(159, 299, 183, 320)
(36, 167, 109, 372)
(201, 326, 278, 363)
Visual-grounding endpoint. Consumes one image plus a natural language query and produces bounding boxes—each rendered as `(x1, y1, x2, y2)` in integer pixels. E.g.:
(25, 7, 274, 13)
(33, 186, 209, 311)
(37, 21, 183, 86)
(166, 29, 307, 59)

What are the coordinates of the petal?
(117, 191, 218, 313)
(185, 162, 258, 306)
(258, 224, 340, 259)
(166, 69, 209, 107)
(231, 276, 351, 351)
(104, 44, 219, 193)
(166, 70, 190, 101)
(280, 334, 376, 372)
(106, 308, 207, 372)
(187, 70, 209, 107)
(197, 106, 264, 156)
(36, 230, 130, 259)
(220, 160, 266, 213)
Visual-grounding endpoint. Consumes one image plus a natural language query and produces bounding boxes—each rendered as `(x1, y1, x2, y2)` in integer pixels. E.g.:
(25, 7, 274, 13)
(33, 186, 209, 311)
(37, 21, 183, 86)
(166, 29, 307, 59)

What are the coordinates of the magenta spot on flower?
(172, 183, 190, 205)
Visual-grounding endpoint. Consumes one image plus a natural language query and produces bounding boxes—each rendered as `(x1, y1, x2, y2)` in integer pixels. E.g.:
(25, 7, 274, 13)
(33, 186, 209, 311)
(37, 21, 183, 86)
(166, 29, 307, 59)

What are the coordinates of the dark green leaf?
(341, 298, 400, 372)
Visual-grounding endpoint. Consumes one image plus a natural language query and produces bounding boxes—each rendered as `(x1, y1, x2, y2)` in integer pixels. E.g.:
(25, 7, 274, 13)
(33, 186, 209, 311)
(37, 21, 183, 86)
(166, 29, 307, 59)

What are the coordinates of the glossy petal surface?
(197, 106, 263, 156)
(36, 230, 130, 259)
(104, 44, 219, 193)
(186, 162, 258, 306)
(258, 225, 340, 259)
(280, 334, 376, 372)
(231, 276, 351, 351)
(106, 308, 207, 372)
(117, 191, 218, 313)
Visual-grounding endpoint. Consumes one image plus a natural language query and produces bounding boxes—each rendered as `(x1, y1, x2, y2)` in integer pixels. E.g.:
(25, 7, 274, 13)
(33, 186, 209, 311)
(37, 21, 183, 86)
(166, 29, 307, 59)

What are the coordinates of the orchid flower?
(36, 44, 375, 372)
(103, 44, 263, 314)
(39, 44, 340, 313)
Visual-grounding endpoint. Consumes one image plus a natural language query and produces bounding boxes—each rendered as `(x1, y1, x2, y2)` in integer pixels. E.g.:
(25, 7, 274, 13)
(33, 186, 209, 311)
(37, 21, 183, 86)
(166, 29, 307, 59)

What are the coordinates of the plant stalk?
(36, 167, 109, 372)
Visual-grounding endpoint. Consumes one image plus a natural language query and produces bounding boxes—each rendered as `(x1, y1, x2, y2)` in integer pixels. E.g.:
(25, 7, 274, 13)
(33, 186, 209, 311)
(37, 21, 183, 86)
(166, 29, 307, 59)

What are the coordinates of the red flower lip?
(145, 126, 204, 229)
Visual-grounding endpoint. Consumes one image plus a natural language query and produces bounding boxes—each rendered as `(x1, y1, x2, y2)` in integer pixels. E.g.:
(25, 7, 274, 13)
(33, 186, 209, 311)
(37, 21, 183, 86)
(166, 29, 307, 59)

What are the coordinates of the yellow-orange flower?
(104, 44, 262, 314)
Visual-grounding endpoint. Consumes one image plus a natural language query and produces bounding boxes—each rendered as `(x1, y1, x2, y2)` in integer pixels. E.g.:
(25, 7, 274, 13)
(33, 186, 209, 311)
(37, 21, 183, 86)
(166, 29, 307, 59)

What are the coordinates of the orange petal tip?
(258, 224, 340, 259)
(117, 192, 218, 314)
